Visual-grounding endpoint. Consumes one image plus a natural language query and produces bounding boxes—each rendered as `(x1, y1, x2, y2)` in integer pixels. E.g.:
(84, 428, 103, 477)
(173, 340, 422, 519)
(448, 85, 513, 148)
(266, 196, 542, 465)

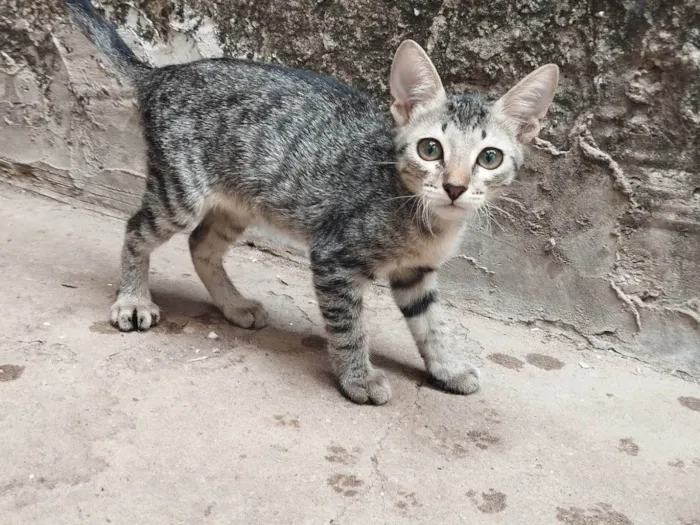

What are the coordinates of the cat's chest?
(379, 228, 464, 277)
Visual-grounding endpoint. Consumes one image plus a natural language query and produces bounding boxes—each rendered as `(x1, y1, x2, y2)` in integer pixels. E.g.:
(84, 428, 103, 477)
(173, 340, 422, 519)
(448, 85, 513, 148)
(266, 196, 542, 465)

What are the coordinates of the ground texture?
(1, 186, 699, 524)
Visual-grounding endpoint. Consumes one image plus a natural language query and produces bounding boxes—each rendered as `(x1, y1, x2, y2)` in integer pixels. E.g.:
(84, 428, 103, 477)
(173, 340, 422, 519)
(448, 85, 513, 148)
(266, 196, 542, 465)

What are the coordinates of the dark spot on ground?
(395, 491, 420, 510)
(487, 353, 524, 370)
(0, 364, 25, 382)
(668, 459, 684, 468)
(467, 489, 507, 514)
(618, 438, 639, 456)
(274, 414, 300, 428)
(556, 503, 633, 524)
(152, 320, 186, 335)
(526, 353, 565, 370)
(301, 334, 326, 350)
(678, 396, 700, 412)
(325, 445, 356, 465)
(89, 321, 117, 334)
(327, 474, 363, 497)
(481, 407, 502, 424)
(194, 311, 221, 326)
(606, 393, 614, 398)
(204, 503, 214, 517)
(466, 430, 501, 450)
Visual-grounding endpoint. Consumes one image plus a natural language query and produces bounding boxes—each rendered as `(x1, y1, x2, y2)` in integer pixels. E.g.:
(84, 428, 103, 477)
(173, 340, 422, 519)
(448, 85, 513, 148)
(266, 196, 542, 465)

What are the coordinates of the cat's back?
(139, 57, 381, 125)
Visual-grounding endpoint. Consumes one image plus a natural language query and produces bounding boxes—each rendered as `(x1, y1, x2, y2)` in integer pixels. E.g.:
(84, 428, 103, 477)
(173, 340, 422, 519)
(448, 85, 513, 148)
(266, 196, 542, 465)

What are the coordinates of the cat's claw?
(110, 296, 160, 332)
(340, 369, 392, 405)
(429, 362, 480, 395)
(220, 299, 268, 329)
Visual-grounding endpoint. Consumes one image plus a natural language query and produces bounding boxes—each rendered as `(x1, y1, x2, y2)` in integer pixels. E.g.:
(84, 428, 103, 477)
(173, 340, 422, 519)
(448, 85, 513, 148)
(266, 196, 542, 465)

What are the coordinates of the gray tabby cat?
(67, 0, 558, 405)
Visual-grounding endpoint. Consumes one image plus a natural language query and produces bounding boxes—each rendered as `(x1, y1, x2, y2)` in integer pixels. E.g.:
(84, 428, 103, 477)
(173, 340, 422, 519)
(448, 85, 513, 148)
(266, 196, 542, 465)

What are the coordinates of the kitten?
(67, 0, 558, 405)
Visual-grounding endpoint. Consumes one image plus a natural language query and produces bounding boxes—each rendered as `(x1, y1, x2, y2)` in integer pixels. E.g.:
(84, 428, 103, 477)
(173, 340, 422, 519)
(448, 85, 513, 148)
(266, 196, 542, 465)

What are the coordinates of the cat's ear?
(390, 40, 445, 125)
(494, 64, 559, 143)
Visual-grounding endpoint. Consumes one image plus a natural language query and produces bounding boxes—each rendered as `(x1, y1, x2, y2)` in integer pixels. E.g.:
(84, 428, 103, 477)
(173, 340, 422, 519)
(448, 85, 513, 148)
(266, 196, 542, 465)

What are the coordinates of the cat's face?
(389, 41, 558, 222)
(393, 95, 525, 219)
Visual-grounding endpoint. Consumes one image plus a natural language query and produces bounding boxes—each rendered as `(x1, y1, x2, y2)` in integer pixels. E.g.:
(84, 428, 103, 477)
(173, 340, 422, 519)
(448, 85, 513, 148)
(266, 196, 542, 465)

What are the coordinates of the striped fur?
(67, 0, 557, 404)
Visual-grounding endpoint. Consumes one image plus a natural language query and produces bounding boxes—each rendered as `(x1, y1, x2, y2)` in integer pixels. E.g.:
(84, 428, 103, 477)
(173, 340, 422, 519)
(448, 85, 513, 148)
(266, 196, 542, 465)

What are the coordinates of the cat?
(67, 0, 558, 405)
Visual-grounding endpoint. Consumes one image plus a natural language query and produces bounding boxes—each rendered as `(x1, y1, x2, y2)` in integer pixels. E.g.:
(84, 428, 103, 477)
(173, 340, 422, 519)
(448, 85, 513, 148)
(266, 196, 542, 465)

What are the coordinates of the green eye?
(477, 148, 504, 169)
(417, 138, 443, 161)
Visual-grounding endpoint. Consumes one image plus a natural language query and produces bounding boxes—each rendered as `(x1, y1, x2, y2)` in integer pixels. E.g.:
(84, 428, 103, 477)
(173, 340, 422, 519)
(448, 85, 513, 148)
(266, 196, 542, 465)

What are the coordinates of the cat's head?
(389, 40, 558, 221)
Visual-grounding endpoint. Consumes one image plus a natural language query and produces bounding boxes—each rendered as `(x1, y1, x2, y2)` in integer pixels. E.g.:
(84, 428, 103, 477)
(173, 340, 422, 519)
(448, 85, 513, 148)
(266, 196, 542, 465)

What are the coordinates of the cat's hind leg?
(189, 209, 268, 329)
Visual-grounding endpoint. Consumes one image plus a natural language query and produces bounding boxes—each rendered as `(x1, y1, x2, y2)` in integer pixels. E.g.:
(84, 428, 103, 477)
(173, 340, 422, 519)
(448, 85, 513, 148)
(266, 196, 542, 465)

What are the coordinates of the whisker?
(484, 204, 505, 232)
(487, 203, 516, 223)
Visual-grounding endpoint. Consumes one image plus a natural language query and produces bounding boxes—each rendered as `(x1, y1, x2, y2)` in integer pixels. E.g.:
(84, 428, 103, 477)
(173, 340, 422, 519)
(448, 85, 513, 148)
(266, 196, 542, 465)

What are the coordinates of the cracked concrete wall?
(1, 1, 698, 376)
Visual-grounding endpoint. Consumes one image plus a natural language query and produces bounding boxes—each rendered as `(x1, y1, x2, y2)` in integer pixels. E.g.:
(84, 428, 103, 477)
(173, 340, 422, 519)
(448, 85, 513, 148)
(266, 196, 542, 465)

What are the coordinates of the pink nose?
(443, 183, 467, 201)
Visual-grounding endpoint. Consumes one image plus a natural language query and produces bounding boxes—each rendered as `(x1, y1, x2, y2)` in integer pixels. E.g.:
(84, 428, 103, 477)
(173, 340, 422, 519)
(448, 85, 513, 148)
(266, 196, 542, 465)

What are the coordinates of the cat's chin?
(433, 202, 472, 221)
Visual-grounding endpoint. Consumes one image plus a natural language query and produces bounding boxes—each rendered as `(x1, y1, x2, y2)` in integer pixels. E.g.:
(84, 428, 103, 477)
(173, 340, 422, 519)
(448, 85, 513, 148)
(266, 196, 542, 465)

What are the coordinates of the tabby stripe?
(399, 291, 437, 318)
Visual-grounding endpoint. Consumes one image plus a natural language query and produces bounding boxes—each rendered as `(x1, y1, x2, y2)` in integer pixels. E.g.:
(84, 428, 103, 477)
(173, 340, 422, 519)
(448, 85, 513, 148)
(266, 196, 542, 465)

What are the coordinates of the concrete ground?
(0, 185, 699, 525)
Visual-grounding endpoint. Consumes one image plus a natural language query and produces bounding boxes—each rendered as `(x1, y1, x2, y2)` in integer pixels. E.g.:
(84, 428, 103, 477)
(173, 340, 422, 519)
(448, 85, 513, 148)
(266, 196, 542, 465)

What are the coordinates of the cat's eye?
(477, 148, 503, 169)
(417, 138, 443, 161)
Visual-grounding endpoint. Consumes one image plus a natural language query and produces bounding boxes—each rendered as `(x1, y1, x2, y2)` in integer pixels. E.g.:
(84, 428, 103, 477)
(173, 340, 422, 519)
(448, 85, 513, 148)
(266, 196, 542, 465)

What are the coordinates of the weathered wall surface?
(1, 1, 698, 376)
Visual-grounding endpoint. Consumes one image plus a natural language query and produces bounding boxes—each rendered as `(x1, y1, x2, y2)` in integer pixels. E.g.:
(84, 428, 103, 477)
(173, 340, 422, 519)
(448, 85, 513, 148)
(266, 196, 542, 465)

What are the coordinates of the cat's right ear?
(390, 40, 446, 125)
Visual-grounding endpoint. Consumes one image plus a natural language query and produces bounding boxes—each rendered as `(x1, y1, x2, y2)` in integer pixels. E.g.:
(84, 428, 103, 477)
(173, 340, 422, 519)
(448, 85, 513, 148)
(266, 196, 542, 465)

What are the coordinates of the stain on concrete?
(466, 489, 508, 514)
(324, 445, 357, 465)
(0, 364, 25, 382)
(89, 321, 117, 334)
(194, 311, 222, 326)
(466, 430, 501, 451)
(487, 353, 524, 370)
(301, 334, 326, 351)
(327, 474, 363, 497)
(526, 353, 565, 371)
(153, 320, 186, 335)
(204, 503, 214, 517)
(556, 503, 633, 524)
(274, 414, 300, 428)
(678, 396, 700, 412)
(481, 407, 502, 424)
(668, 459, 685, 468)
(395, 491, 420, 510)
(618, 438, 639, 457)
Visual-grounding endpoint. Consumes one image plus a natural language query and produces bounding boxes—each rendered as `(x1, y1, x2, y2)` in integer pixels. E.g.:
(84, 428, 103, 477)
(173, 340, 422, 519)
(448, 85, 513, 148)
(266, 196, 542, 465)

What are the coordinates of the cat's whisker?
(486, 203, 515, 225)
(484, 204, 505, 232)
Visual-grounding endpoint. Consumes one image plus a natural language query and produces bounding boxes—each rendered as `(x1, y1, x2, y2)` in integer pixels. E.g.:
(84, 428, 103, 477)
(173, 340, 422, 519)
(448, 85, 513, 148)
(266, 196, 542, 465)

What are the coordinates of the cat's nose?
(443, 183, 467, 202)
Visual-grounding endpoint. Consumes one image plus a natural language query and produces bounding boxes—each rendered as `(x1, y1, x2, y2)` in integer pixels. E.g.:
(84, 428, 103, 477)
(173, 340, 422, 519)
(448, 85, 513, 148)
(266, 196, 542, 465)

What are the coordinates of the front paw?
(110, 296, 160, 332)
(428, 362, 480, 395)
(339, 369, 392, 405)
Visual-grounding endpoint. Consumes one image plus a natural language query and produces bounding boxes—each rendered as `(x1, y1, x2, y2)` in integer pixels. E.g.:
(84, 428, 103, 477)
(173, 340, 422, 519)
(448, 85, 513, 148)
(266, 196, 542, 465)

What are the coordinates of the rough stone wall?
(1, 0, 698, 376)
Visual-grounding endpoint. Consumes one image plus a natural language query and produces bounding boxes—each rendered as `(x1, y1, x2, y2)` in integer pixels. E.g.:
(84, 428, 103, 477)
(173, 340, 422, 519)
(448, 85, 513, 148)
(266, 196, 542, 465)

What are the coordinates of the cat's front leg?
(311, 263, 391, 405)
(390, 267, 480, 395)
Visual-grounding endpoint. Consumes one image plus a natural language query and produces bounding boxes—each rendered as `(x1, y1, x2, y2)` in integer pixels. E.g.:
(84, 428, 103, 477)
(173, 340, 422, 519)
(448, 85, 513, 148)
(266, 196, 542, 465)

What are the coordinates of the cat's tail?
(66, 0, 151, 80)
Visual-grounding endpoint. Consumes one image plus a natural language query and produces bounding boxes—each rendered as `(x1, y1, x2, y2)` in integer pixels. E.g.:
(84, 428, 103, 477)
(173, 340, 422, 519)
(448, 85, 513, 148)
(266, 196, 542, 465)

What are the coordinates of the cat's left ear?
(494, 64, 559, 143)
(390, 40, 445, 125)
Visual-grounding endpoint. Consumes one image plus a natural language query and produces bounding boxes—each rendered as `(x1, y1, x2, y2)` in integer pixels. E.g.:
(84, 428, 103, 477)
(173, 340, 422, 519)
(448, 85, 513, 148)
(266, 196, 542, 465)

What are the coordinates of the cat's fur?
(67, 0, 558, 405)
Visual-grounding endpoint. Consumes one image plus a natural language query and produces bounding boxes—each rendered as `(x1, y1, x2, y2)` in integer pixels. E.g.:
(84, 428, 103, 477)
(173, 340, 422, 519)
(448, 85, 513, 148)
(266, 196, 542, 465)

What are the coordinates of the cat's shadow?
(152, 289, 427, 391)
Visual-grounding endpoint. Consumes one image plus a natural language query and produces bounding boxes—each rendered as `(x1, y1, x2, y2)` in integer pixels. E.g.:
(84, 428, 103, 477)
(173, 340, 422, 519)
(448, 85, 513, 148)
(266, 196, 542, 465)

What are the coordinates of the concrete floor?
(1, 185, 699, 525)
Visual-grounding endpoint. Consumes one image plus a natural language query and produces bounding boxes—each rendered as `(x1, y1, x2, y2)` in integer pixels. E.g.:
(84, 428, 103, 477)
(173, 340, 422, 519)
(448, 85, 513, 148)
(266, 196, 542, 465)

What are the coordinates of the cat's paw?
(339, 369, 392, 405)
(429, 362, 480, 395)
(220, 298, 268, 329)
(110, 296, 160, 332)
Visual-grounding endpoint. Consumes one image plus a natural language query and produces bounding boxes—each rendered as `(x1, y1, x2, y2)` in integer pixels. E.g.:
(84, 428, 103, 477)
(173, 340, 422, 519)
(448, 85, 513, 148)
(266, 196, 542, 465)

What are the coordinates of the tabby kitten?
(68, 0, 558, 405)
